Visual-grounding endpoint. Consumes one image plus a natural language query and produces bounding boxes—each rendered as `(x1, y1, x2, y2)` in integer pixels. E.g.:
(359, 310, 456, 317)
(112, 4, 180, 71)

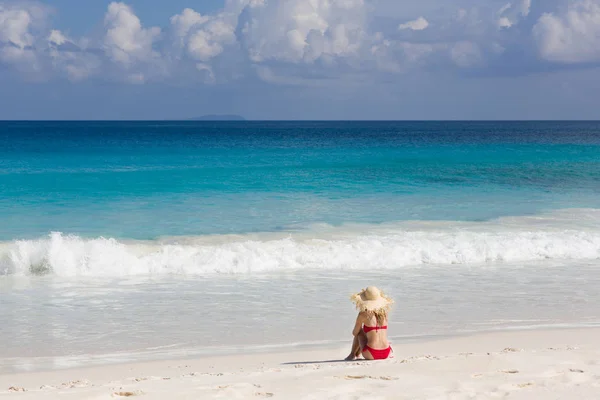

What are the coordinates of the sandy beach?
(1, 328, 599, 399)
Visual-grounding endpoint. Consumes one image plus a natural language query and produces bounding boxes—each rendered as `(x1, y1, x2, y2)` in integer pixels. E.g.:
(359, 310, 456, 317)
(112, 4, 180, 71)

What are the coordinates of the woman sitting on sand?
(346, 286, 393, 361)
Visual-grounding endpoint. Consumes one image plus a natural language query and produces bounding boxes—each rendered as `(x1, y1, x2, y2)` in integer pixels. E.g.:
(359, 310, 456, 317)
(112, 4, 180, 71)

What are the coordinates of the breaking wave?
(2, 209, 600, 277)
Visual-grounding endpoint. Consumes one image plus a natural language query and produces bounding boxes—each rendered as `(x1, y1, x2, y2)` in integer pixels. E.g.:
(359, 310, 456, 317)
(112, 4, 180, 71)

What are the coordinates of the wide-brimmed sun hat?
(350, 286, 393, 313)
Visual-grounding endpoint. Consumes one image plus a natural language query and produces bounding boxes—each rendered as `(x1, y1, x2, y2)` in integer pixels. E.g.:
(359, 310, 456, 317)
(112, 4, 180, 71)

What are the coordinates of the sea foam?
(2, 209, 600, 277)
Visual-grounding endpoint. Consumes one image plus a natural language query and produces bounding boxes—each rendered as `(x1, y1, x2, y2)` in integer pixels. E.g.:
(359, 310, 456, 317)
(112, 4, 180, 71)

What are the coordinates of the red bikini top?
(363, 325, 387, 333)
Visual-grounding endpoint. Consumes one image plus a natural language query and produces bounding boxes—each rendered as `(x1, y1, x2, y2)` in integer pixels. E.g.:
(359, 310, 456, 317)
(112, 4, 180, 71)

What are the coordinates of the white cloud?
(496, 0, 531, 29)
(498, 16, 513, 28)
(0, 5, 34, 48)
(167, 7, 238, 82)
(534, 0, 600, 63)
(0, 2, 49, 76)
(398, 17, 429, 31)
(170, 8, 209, 40)
(238, 0, 368, 64)
(103, 2, 161, 67)
(48, 29, 66, 45)
(187, 18, 236, 62)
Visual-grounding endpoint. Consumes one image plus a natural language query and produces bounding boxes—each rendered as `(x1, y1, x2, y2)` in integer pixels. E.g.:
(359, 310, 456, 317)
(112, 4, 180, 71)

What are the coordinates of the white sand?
(1, 328, 599, 399)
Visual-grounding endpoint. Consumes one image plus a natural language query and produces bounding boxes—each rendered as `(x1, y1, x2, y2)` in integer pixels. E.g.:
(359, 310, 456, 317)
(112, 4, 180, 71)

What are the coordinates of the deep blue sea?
(1, 121, 600, 240)
(2, 121, 600, 372)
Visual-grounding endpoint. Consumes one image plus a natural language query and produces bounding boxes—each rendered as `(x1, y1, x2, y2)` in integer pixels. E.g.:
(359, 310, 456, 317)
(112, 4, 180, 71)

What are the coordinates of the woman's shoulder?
(357, 311, 371, 320)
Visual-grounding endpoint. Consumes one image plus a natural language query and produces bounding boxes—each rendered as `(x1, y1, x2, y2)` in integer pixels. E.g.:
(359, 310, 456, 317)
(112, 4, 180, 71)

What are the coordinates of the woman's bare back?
(361, 312, 389, 350)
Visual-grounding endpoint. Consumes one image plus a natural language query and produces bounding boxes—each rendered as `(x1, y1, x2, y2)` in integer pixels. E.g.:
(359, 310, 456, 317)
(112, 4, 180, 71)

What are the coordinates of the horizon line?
(2, 119, 600, 123)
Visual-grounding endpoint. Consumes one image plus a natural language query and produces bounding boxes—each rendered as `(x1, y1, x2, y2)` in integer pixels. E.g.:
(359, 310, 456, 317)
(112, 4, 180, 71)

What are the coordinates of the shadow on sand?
(281, 359, 350, 365)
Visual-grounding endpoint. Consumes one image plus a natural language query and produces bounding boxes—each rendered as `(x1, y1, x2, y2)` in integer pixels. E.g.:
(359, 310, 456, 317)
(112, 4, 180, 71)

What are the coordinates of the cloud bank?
(534, 0, 600, 63)
(1, 0, 600, 85)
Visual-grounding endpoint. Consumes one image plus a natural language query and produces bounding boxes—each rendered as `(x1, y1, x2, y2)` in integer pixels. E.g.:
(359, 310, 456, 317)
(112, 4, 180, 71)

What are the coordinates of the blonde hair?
(367, 309, 388, 326)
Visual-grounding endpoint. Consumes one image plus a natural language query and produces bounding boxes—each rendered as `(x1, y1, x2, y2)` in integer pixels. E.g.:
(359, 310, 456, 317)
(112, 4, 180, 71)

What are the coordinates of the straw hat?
(350, 286, 393, 313)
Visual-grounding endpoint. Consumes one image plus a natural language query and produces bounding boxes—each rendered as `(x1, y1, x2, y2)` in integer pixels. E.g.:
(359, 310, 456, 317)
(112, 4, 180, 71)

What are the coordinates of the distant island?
(190, 115, 246, 121)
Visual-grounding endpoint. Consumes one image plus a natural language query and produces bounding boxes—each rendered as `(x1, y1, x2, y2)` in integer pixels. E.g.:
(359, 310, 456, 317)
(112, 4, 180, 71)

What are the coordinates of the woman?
(346, 286, 393, 361)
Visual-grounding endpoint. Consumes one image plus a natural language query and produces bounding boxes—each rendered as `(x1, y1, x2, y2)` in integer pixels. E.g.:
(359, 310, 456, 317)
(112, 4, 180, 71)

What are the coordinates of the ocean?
(1, 121, 600, 372)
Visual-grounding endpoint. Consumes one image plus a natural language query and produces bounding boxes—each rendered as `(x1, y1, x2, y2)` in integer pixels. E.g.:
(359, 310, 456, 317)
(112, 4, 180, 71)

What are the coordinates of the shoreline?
(3, 323, 600, 376)
(2, 327, 599, 399)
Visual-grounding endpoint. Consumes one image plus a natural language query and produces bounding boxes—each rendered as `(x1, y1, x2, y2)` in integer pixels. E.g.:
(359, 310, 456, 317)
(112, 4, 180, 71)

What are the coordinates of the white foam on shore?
(1, 208, 600, 277)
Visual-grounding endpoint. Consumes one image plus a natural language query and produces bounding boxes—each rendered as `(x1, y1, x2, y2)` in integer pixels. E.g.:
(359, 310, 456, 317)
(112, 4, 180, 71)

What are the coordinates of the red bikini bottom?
(362, 345, 392, 360)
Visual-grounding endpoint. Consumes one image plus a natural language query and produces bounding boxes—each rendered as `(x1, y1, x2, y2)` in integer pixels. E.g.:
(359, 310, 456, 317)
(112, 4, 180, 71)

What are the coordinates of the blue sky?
(1, 0, 600, 120)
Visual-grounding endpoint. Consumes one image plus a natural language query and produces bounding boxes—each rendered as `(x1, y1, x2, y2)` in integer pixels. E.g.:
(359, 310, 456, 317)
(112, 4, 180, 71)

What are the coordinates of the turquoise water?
(1, 121, 599, 240)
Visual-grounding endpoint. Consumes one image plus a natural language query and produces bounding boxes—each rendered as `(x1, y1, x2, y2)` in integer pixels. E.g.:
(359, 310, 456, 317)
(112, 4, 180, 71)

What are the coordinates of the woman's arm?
(352, 312, 364, 336)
